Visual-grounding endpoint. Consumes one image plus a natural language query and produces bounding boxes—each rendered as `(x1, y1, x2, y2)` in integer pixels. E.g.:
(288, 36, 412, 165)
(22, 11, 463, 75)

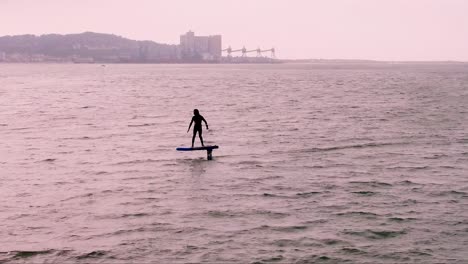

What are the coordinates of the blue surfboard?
(176, 145, 219, 151)
(176, 145, 219, 160)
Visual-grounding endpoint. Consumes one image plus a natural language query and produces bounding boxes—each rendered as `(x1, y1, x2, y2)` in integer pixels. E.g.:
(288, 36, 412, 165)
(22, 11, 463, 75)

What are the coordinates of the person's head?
(193, 109, 200, 116)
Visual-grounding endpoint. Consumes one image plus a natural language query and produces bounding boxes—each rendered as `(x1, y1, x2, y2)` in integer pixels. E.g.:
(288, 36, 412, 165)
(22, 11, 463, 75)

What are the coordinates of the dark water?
(0, 63, 467, 263)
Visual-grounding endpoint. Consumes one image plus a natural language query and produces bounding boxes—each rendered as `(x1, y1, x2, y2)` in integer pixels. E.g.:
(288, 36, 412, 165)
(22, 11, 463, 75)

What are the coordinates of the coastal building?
(180, 31, 222, 61)
(9, 53, 30, 62)
(30, 54, 46, 62)
(138, 43, 181, 62)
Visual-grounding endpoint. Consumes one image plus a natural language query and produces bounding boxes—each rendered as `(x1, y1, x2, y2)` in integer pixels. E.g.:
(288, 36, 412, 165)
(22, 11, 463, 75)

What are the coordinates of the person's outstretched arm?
(202, 117, 209, 129)
(187, 118, 194, 133)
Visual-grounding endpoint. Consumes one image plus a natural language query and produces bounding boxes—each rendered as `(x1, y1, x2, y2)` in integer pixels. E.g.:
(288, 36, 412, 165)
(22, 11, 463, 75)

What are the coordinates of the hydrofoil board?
(176, 145, 219, 160)
(176, 145, 219, 151)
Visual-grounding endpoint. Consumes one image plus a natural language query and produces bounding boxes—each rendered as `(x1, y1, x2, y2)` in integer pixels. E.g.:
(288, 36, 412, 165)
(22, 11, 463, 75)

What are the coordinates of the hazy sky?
(1, 0, 467, 61)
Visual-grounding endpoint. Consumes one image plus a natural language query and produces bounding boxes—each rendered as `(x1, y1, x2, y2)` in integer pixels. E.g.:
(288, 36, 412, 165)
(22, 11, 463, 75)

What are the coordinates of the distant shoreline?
(1, 32, 466, 65)
(0, 60, 466, 65)
(281, 59, 468, 64)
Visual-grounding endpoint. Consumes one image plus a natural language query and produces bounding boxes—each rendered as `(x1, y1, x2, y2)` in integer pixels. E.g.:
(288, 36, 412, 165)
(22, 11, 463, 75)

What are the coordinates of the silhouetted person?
(187, 109, 209, 148)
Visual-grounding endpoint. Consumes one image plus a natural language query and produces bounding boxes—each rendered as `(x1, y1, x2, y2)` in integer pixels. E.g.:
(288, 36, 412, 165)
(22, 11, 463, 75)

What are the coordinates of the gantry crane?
(261, 48, 276, 59)
(222, 46, 247, 57)
(222, 46, 276, 59)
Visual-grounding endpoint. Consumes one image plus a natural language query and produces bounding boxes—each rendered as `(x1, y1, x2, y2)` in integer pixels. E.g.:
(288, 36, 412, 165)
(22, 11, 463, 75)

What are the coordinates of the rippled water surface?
(1, 63, 468, 263)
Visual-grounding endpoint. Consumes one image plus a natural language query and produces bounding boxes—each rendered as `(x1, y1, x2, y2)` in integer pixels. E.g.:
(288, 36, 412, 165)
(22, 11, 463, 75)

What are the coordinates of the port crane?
(222, 46, 276, 59)
(245, 48, 261, 57)
(222, 46, 247, 57)
(264, 48, 276, 59)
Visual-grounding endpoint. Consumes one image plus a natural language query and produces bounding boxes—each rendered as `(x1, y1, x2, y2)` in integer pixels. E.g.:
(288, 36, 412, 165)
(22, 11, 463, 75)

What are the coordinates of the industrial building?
(180, 31, 222, 62)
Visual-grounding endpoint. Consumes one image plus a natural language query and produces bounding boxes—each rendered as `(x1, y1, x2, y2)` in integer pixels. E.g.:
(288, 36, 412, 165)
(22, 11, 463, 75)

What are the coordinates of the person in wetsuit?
(187, 109, 209, 148)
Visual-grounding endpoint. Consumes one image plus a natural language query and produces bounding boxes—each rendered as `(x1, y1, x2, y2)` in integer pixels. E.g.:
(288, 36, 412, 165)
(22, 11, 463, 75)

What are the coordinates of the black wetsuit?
(192, 115, 205, 134)
(190, 114, 208, 147)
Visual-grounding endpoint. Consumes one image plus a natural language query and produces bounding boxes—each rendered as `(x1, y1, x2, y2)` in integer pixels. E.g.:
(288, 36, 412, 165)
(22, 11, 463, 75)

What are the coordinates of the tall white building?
(180, 31, 222, 61)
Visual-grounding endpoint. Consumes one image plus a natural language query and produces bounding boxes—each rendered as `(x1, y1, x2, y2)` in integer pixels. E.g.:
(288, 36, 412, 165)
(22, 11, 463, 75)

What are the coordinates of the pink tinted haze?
(1, 0, 467, 61)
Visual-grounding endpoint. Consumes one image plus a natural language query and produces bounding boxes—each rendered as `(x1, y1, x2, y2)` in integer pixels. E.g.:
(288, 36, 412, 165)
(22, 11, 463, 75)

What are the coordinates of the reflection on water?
(189, 159, 207, 178)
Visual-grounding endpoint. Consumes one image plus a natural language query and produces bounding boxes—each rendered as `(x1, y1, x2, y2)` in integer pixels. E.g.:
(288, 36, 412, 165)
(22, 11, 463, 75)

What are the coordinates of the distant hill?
(0, 32, 180, 63)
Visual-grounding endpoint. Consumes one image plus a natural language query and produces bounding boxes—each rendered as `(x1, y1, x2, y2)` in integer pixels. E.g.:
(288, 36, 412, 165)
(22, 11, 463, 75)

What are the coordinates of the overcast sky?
(1, 0, 467, 61)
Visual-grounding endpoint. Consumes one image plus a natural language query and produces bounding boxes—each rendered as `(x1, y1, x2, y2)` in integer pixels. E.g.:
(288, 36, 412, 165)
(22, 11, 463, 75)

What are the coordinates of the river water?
(0, 63, 467, 263)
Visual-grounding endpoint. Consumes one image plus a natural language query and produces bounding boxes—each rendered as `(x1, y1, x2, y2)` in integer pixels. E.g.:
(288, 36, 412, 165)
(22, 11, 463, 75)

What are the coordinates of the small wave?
(173, 226, 206, 234)
(295, 255, 349, 263)
(105, 227, 148, 237)
(60, 192, 94, 202)
(7, 213, 33, 220)
(423, 154, 449, 159)
(319, 238, 350, 246)
(57, 151, 73, 154)
(303, 142, 408, 153)
(206, 210, 237, 218)
(122, 175, 156, 181)
(453, 220, 468, 225)
(349, 181, 392, 187)
(271, 225, 308, 232)
(10, 249, 55, 259)
(396, 180, 420, 186)
(304, 219, 328, 225)
(405, 249, 433, 257)
(0, 249, 73, 262)
(113, 159, 161, 165)
(401, 199, 419, 205)
(409, 166, 429, 171)
(343, 229, 406, 239)
(38, 158, 56, 163)
(268, 141, 408, 155)
(131, 114, 166, 119)
(51, 116, 77, 121)
(438, 165, 459, 169)
(261, 192, 301, 199)
(59, 135, 104, 140)
(387, 217, 417, 222)
(272, 238, 322, 248)
(259, 255, 284, 262)
(76, 250, 108, 259)
(205, 209, 288, 219)
(127, 123, 157, 127)
(121, 213, 150, 218)
(9, 127, 33, 131)
(241, 224, 307, 233)
(296, 191, 321, 197)
(254, 210, 289, 219)
(341, 247, 367, 255)
(336, 211, 379, 218)
(235, 160, 262, 166)
(434, 190, 467, 197)
(351, 191, 377, 196)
